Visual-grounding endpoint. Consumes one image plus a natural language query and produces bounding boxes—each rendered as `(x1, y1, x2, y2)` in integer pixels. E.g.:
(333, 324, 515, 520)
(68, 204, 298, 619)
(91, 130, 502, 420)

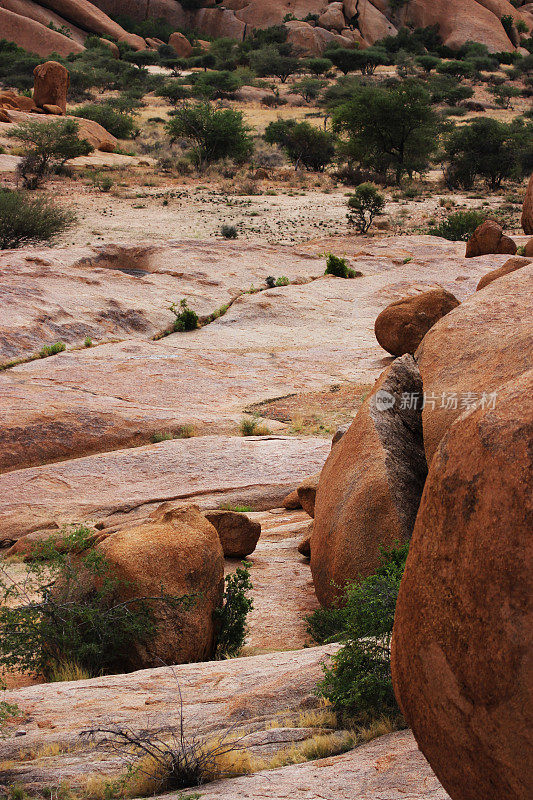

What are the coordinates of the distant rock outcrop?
(392, 367, 533, 800)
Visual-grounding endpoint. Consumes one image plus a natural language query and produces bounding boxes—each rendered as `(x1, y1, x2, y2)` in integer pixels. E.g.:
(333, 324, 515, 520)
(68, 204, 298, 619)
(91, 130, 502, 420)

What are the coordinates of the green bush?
(312, 543, 409, 721)
(0, 527, 189, 679)
(191, 70, 243, 100)
(0, 189, 76, 249)
(305, 57, 333, 76)
(156, 80, 191, 105)
(166, 102, 253, 166)
(347, 183, 386, 234)
(291, 77, 326, 103)
(325, 253, 358, 279)
(427, 210, 487, 241)
(264, 119, 335, 171)
(249, 46, 300, 83)
(73, 103, 136, 139)
(214, 561, 253, 658)
(8, 118, 93, 187)
(221, 224, 238, 239)
(39, 341, 66, 358)
(170, 299, 199, 332)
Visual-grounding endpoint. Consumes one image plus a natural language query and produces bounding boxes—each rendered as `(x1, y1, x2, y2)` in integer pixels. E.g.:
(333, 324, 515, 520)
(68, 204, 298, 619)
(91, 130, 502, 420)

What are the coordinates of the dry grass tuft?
(49, 660, 93, 683)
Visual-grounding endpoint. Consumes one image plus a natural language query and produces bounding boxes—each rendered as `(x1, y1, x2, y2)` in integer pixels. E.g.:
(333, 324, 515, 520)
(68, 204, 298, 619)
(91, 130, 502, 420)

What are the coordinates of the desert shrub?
(249, 46, 300, 83)
(489, 83, 521, 108)
(111, 13, 176, 42)
(170, 299, 198, 332)
(0, 189, 76, 249)
(324, 253, 358, 278)
(8, 118, 93, 188)
(191, 70, 243, 99)
(415, 54, 441, 73)
(291, 77, 326, 103)
(156, 80, 191, 105)
(275, 276, 290, 286)
(313, 543, 408, 721)
(39, 341, 66, 358)
(427, 74, 474, 105)
(73, 103, 136, 139)
(0, 527, 190, 679)
(214, 561, 253, 659)
(264, 119, 335, 171)
(332, 79, 440, 184)
(0, 679, 18, 739)
(0, 39, 42, 91)
(427, 210, 487, 241)
(347, 183, 386, 234)
(305, 57, 333, 75)
(166, 103, 253, 166)
(221, 224, 238, 239)
(443, 117, 533, 189)
(437, 59, 474, 78)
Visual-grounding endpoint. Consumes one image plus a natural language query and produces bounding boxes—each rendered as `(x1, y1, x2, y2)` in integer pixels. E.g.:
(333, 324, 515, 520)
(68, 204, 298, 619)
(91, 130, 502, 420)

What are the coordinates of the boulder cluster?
(300, 181, 533, 800)
(1, 0, 532, 59)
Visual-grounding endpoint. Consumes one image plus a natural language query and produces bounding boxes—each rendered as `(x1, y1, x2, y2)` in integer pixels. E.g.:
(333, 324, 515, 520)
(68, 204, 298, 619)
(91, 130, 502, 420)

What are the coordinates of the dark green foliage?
(111, 14, 176, 42)
(0, 679, 18, 738)
(249, 46, 300, 82)
(324, 253, 358, 278)
(156, 80, 191, 105)
(166, 103, 253, 166)
(190, 70, 243, 99)
(264, 119, 335, 171)
(326, 47, 388, 75)
(8, 118, 93, 187)
(214, 561, 253, 659)
(437, 59, 474, 78)
(248, 25, 289, 49)
(501, 14, 515, 40)
(427, 74, 474, 106)
(428, 210, 487, 241)
(444, 117, 533, 189)
(322, 75, 363, 110)
(0, 39, 41, 91)
(72, 103, 136, 138)
(313, 543, 409, 720)
(170, 299, 199, 332)
(39, 341, 66, 358)
(415, 54, 441, 73)
(489, 83, 521, 108)
(221, 224, 238, 239)
(347, 183, 386, 233)
(332, 79, 440, 184)
(0, 527, 186, 678)
(377, 25, 448, 58)
(0, 189, 76, 249)
(305, 57, 333, 76)
(291, 77, 326, 103)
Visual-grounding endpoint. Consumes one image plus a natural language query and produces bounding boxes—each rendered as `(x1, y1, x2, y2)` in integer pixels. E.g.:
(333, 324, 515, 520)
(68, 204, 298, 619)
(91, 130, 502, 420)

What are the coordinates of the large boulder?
(297, 473, 320, 518)
(285, 20, 355, 55)
(392, 367, 533, 800)
(0, 6, 85, 56)
(33, 61, 69, 114)
(35, 0, 147, 49)
(169, 30, 193, 57)
(374, 288, 460, 357)
(0, 0, 86, 44)
(311, 355, 427, 606)
(96, 505, 225, 669)
(204, 509, 261, 557)
(318, 2, 346, 32)
(465, 220, 517, 258)
(357, 0, 398, 42)
(476, 255, 532, 290)
(416, 264, 533, 464)
(522, 173, 533, 234)
(405, 0, 515, 52)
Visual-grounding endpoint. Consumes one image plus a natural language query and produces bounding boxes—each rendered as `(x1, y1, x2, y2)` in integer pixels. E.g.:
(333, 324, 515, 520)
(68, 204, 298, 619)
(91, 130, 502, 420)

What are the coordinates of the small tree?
(347, 183, 386, 234)
(170, 298, 198, 332)
(305, 57, 333, 76)
(264, 119, 335, 171)
(166, 102, 253, 166)
(8, 118, 93, 188)
(489, 83, 521, 109)
(249, 46, 300, 83)
(0, 188, 76, 249)
(156, 80, 191, 106)
(291, 77, 326, 103)
(214, 561, 253, 659)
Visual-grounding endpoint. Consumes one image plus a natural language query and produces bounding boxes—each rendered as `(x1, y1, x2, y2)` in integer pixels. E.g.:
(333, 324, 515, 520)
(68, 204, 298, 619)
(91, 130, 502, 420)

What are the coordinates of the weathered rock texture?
(465, 220, 517, 258)
(296, 473, 319, 518)
(33, 60, 69, 113)
(476, 255, 532, 290)
(204, 509, 261, 557)
(374, 288, 460, 356)
(311, 355, 427, 606)
(392, 368, 533, 800)
(416, 264, 533, 464)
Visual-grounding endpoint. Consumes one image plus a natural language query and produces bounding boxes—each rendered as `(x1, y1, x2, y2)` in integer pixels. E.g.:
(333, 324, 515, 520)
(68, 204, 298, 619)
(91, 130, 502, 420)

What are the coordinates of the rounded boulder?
(392, 369, 533, 800)
(204, 510, 261, 558)
(375, 288, 460, 357)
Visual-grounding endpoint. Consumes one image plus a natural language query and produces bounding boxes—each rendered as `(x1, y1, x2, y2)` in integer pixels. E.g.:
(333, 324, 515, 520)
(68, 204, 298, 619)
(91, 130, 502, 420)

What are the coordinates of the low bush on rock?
(214, 561, 253, 659)
(428, 210, 487, 241)
(0, 527, 191, 680)
(170, 299, 198, 332)
(308, 543, 408, 723)
(0, 189, 76, 249)
(72, 103, 137, 139)
(325, 254, 360, 279)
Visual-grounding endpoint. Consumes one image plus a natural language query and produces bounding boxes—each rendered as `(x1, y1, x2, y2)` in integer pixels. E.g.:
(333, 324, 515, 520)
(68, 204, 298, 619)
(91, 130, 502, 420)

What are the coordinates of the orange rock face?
(476, 255, 532, 290)
(33, 61, 69, 114)
(392, 368, 533, 800)
(97, 505, 225, 669)
(168, 30, 193, 57)
(416, 264, 533, 464)
(311, 355, 427, 606)
(374, 288, 460, 357)
(204, 509, 261, 557)
(522, 173, 533, 234)
(465, 220, 517, 258)
(0, 6, 85, 57)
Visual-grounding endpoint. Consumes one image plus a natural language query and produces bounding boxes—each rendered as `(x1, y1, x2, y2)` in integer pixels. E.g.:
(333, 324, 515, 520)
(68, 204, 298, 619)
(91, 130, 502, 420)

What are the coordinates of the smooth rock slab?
(0, 435, 330, 543)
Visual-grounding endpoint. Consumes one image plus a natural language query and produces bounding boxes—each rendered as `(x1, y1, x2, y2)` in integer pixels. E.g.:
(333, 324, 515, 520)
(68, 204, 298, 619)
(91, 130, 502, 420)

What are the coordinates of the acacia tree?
(166, 102, 254, 166)
(332, 79, 440, 184)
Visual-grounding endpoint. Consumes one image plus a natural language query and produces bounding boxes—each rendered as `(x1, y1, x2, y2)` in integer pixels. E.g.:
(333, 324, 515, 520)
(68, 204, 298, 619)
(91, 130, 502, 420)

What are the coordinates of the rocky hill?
(1, 0, 533, 57)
